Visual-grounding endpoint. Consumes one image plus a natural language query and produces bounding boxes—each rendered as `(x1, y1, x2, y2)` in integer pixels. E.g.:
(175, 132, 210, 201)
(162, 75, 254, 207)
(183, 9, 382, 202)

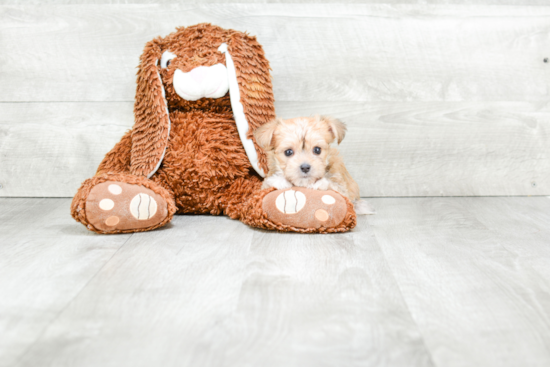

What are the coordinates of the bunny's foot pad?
(85, 181, 169, 233)
(262, 188, 350, 229)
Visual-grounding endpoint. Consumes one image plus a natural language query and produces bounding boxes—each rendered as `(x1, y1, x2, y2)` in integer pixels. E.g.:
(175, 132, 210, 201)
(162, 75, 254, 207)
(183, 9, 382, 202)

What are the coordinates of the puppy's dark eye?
(313, 147, 322, 155)
(166, 60, 171, 67)
(284, 149, 294, 157)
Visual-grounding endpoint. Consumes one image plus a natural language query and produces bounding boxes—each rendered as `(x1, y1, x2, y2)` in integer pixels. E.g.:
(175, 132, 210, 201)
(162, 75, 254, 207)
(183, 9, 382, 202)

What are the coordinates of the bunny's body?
(71, 24, 357, 234)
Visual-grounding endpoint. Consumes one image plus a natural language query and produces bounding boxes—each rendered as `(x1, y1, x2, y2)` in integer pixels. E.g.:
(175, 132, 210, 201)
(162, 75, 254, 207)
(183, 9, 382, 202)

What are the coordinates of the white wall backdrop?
(0, 3, 549, 197)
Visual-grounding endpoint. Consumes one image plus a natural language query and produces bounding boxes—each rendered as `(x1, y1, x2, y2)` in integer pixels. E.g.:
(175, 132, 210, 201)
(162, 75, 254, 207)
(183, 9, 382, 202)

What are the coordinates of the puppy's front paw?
(263, 175, 293, 190)
(353, 199, 376, 215)
(311, 178, 330, 191)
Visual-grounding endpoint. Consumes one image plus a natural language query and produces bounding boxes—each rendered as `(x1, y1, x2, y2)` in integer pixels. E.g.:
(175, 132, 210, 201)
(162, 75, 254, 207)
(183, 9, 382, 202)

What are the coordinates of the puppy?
(254, 115, 374, 215)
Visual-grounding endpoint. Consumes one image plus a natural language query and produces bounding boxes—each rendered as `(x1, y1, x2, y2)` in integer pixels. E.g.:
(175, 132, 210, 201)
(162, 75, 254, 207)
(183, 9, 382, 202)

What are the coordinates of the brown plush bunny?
(71, 24, 357, 234)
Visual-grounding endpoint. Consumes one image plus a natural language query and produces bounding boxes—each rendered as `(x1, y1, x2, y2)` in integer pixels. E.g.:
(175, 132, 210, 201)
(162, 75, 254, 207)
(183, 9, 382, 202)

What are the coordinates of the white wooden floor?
(1, 197, 549, 367)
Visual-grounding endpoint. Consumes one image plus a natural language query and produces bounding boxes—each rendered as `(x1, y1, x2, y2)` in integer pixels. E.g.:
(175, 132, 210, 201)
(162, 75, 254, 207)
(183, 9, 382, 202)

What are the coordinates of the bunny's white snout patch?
(173, 64, 229, 101)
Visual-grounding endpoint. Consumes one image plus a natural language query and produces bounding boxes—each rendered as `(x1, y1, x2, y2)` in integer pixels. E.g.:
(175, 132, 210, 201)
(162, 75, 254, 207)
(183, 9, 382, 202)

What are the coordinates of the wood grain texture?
(1, 101, 547, 197)
(368, 197, 550, 367)
(462, 197, 550, 281)
(0, 102, 134, 197)
(9, 207, 433, 367)
(2, 197, 550, 366)
(1, 4, 549, 102)
(0, 198, 132, 367)
(2, 1, 549, 5)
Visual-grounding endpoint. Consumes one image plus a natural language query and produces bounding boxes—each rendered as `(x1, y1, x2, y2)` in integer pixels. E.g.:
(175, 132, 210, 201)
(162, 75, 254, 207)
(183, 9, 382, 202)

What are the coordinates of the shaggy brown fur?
(71, 24, 356, 234)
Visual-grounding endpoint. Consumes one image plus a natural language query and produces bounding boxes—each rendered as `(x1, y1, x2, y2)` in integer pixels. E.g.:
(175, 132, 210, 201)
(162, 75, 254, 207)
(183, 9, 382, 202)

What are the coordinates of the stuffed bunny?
(71, 24, 356, 234)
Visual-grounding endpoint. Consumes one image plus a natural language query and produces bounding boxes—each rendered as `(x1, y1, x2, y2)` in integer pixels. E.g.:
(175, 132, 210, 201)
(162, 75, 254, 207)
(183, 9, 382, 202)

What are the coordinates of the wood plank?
(2, 197, 549, 366)
(1, 101, 548, 197)
(13, 215, 434, 367)
(1, 4, 549, 102)
(368, 197, 550, 367)
(0, 102, 134, 197)
(461, 197, 550, 280)
(2, 1, 549, 5)
(0, 198, 132, 367)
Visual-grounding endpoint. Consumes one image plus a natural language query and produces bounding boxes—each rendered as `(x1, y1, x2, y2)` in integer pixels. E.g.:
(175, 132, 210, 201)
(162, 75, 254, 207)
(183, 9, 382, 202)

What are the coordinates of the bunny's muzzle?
(172, 64, 229, 101)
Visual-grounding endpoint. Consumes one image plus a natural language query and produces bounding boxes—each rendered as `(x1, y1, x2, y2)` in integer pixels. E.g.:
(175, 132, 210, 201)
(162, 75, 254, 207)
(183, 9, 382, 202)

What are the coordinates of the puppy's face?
(255, 116, 346, 186)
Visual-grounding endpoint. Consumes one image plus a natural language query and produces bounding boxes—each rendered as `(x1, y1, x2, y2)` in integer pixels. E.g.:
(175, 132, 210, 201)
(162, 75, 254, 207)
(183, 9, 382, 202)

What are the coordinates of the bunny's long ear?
(130, 38, 171, 178)
(218, 33, 276, 177)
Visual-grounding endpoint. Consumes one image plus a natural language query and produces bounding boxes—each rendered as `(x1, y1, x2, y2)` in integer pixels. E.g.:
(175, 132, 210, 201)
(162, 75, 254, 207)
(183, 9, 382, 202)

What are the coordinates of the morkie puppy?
(254, 115, 374, 214)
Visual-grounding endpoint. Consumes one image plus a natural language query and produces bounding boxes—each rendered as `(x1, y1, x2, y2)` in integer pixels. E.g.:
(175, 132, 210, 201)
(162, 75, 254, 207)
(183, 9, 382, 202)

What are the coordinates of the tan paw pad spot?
(315, 209, 329, 222)
(105, 216, 120, 226)
(99, 198, 115, 211)
(275, 190, 306, 214)
(321, 195, 336, 205)
(130, 193, 158, 220)
(108, 184, 122, 195)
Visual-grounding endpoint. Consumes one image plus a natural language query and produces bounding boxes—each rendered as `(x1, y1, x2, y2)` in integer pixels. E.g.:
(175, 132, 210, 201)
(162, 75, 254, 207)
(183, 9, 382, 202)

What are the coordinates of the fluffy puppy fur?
(254, 116, 374, 214)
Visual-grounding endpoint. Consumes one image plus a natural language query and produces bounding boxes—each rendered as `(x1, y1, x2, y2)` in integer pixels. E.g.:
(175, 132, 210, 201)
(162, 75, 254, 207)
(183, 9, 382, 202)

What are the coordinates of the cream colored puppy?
(254, 115, 374, 214)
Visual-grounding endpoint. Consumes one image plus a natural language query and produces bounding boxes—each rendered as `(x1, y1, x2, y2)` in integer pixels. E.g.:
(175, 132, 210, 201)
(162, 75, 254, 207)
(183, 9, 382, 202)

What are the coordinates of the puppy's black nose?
(300, 164, 311, 173)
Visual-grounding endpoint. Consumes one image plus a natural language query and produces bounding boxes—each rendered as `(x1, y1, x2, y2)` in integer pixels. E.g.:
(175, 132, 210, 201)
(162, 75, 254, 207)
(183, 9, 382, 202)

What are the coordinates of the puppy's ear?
(321, 115, 347, 144)
(254, 118, 281, 150)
